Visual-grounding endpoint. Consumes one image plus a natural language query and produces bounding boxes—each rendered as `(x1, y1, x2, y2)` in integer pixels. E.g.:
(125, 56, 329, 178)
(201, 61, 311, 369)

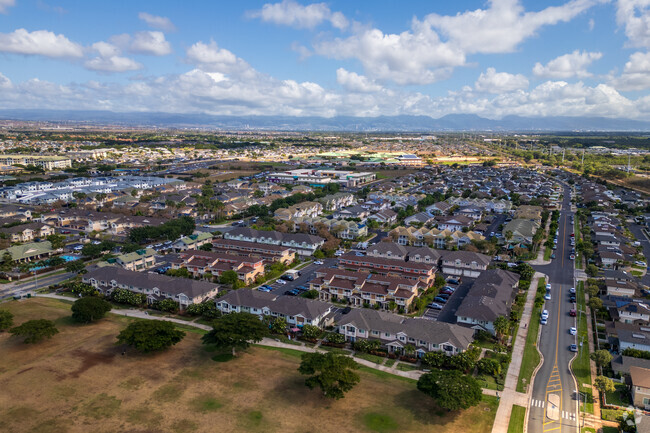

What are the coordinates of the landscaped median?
(570, 281, 594, 414)
(507, 405, 526, 433)
(516, 277, 544, 393)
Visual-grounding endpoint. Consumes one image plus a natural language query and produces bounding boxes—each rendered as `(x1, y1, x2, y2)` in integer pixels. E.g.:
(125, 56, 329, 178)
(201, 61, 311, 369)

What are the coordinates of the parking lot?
(260, 258, 338, 295)
(422, 277, 474, 324)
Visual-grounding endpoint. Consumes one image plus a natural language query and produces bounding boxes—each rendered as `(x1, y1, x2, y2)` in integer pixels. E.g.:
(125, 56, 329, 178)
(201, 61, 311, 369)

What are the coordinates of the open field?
(0, 298, 498, 433)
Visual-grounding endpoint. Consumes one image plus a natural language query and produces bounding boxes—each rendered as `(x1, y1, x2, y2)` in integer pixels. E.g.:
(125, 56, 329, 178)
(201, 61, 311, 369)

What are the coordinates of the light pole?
(574, 389, 586, 429)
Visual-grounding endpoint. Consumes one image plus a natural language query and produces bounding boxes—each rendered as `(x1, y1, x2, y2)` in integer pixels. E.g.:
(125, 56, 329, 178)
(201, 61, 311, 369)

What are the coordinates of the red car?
(569, 309, 577, 317)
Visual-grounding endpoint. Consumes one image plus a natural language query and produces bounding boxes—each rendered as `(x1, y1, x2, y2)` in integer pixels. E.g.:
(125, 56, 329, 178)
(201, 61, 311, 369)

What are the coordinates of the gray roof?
(440, 250, 491, 266)
(455, 269, 519, 322)
(339, 308, 474, 350)
(225, 227, 324, 245)
(611, 355, 650, 375)
(218, 289, 332, 320)
(84, 266, 218, 299)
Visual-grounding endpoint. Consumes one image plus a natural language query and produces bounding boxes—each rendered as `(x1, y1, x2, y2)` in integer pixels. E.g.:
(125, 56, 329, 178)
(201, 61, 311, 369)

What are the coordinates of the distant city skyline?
(1, 1, 649, 120)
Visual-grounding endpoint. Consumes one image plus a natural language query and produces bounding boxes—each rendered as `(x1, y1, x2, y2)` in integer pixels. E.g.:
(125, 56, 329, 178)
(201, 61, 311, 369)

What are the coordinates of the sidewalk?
(490, 272, 545, 433)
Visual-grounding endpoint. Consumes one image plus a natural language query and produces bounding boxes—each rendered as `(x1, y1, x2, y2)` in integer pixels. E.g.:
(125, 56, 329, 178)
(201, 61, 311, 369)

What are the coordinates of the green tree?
(298, 352, 360, 400)
(417, 370, 482, 411)
(117, 320, 185, 353)
(270, 317, 287, 334)
(594, 375, 615, 402)
(493, 316, 510, 343)
(154, 298, 179, 313)
(219, 270, 240, 289)
(0, 251, 14, 272)
(71, 297, 112, 323)
(10, 319, 59, 343)
(201, 312, 267, 356)
(301, 324, 321, 340)
(590, 349, 613, 369)
(46, 234, 66, 250)
(585, 264, 599, 277)
(301, 289, 319, 299)
(589, 297, 603, 310)
(477, 358, 501, 377)
(313, 249, 325, 259)
(0, 309, 14, 330)
(199, 243, 213, 251)
(421, 351, 447, 368)
(65, 260, 86, 274)
(325, 332, 345, 344)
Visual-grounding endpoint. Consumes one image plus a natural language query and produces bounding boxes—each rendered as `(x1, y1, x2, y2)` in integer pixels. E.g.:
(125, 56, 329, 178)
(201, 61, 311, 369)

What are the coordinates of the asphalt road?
(0, 271, 75, 301)
(265, 258, 338, 294)
(528, 185, 580, 433)
(485, 213, 508, 238)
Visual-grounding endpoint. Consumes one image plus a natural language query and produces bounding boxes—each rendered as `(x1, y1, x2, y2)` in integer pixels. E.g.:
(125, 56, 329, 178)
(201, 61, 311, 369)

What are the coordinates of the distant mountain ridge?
(2, 109, 650, 132)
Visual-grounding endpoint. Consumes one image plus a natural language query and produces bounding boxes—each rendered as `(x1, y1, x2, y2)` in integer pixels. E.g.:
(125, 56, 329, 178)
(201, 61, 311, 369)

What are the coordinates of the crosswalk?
(530, 399, 576, 422)
(531, 398, 545, 408)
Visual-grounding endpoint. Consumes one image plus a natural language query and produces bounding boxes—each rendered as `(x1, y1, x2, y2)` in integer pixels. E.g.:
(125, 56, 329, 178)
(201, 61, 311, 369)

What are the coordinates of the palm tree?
(403, 343, 416, 358)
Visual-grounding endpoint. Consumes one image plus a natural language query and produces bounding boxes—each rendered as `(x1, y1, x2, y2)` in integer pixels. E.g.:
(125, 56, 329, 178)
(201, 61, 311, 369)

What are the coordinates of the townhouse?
(630, 366, 650, 410)
(455, 269, 520, 335)
(337, 252, 436, 285)
(83, 266, 218, 308)
(502, 219, 541, 244)
(317, 192, 355, 211)
(115, 248, 157, 271)
(292, 216, 368, 240)
(338, 309, 475, 357)
(0, 222, 55, 243)
(173, 250, 265, 285)
(266, 169, 376, 188)
(0, 204, 32, 221)
(274, 201, 323, 221)
(211, 238, 295, 265)
(172, 232, 213, 252)
(310, 268, 421, 310)
(440, 250, 491, 278)
(216, 289, 334, 328)
(224, 227, 325, 256)
(434, 215, 474, 231)
(606, 321, 650, 352)
(389, 226, 485, 249)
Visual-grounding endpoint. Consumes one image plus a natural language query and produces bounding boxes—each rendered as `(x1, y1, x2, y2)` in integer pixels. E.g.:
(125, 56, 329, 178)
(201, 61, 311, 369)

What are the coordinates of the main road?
(528, 184, 581, 433)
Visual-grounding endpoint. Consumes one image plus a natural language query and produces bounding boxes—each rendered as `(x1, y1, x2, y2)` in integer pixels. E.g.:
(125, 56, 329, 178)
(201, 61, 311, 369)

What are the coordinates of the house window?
(384, 332, 390, 337)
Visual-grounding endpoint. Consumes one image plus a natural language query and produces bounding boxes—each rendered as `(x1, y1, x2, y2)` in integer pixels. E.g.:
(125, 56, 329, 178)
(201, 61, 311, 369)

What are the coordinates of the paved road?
(528, 184, 580, 433)
(266, 258, 337, 294)
(0, 271, 75, 300)
(434, 278, 474, 323)
(485, 214, 508, 238)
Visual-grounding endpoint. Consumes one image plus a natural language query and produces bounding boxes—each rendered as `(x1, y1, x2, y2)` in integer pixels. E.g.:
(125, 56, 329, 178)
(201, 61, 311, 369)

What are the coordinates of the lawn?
(574, 218, 583, 269)
(571, 281, 594, 414)
(605, 383, 630, 407)
(507, 405, 526, 433)
(0, 297, 499, 433)
(395, 362, 419, 372)
(516, 279, 543, 393)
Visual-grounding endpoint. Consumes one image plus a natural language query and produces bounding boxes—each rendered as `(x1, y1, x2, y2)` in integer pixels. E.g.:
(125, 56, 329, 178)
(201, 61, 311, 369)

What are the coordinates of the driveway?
(435, 277, 474, 324)
(266, 258, 337, 294)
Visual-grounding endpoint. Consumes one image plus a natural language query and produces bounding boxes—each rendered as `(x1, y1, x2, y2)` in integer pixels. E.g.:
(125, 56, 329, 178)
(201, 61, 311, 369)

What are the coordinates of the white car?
(569, 287, 576, 294)
(546, 283, 552, 290)
(569, 327, 577, 335)
(635, 261, 647, 267)
(313, 260, 324, 265)
(541, 309, 549, 320)
(545, 292, 552, 300)
(276, 279, 287, 285)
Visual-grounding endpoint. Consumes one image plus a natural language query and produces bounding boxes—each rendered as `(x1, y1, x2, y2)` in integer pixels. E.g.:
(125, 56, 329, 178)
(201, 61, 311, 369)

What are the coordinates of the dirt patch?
(67, 349, 116, 378)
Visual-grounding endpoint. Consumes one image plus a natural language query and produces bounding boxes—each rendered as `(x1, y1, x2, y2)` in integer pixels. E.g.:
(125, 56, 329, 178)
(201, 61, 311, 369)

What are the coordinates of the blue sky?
(1, 0, 650, 119)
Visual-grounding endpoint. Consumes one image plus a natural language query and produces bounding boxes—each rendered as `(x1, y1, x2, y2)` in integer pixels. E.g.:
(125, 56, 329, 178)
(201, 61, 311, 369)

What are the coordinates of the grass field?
(571, 281, 594, 414)
(516, 279, 543, 393)
(507, 405, 526, 433)
(0, 298, 499, 433)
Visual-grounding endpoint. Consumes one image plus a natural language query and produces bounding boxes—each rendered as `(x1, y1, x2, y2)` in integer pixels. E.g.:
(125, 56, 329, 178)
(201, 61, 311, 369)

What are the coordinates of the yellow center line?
(543, 428, 561, 432)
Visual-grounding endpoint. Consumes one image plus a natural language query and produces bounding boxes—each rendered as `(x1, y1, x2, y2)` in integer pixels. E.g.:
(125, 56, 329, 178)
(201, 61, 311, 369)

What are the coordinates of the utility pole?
(581, 149, 585, 166)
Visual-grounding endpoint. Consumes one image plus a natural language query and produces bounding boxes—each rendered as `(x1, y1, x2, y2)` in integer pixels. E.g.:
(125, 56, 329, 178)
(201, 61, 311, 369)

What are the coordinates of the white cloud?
(314, 0, 600, 85)
(290, 41, 312, 60)
(315, 26, 464, 85)
(248, 0, 348, 29)
(475, 68, 529, 93)
(336, 68, 383, 93)
(616, 0, 650, 48)
(186, 41, 253, 77)
(138, 12, 176, 32)
(112, 31, 171, 56)
(0, 28, 83, 58)
(84, 42, 142, 73)
(610, 51, 650, 90)
(0, 71, 12, 89)
(532, 50, 603, 79)
(0, 0, 14, 14)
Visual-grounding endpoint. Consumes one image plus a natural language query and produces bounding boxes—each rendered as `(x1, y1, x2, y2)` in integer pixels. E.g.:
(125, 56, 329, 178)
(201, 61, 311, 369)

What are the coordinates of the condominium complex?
(266, 169, 376, 188)
(0, 155, 72, 171)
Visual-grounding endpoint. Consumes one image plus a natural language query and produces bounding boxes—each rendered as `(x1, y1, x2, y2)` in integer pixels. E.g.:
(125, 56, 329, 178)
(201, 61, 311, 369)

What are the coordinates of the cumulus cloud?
(314, 0, 600, 85)
(475, 68, 529, 93)
(610, 51, 650, 91)
(138, 12, 176, 32)
(84, 41, 142, 73)
(532, 50, 602, 79)
(616, 0, 650, 48)
(0, 0, 15, 14)
(336, 68, 383, 93)
(0, 28, 83, 58)
(248, 0, 348, 30)
(112, 31, 172, 56)
(186, 40, 253, 77)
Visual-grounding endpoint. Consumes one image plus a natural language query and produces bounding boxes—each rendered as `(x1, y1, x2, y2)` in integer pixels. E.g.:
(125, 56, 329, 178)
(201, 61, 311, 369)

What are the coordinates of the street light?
(574, 389, 586, 429)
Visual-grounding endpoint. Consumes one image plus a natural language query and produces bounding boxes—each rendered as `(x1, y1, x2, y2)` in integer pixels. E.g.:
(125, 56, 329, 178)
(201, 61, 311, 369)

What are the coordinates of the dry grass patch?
(0, 298, 498, 433)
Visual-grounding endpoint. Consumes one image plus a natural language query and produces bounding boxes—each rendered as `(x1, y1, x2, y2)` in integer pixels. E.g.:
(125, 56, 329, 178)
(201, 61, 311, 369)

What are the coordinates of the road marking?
(531, 399, 546, 408)
(543, 427, 560, 432)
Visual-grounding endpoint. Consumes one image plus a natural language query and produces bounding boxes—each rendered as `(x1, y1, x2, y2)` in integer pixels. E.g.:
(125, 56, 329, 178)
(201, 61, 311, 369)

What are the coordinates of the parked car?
(570, 344, 578, 352)
(440, 289, 454, 295)
(569, 287, 576, 294)
(570, 254, 575, 260)
(276, 279, 287, 285)
(437, 293, 450, 300)
(635, 261, 647, 267)
(541, 309, 549, 320)
(433, 296, 448, 303)
(569, 295, 576, 303)
(546, 283, 552, 290)
(60, 230, 71, 234)
(446, 277, 461, 285)
(544, 292, 552, 300)
(569, 327, 577, 335)
(442, 286, 456, 292)
(427, 303, 443, 310)
(569, 309, 577, 317)
(314, 260, 324, 265)
(284, 290, 296, 296)
(550, 253, 556, 259)
(541, 317, 548, 325)
(281, 274, 294, 281)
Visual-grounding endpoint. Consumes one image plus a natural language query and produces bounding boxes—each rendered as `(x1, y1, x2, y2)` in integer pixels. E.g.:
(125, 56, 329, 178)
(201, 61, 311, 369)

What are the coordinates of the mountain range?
(2, 109, 650, 132)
